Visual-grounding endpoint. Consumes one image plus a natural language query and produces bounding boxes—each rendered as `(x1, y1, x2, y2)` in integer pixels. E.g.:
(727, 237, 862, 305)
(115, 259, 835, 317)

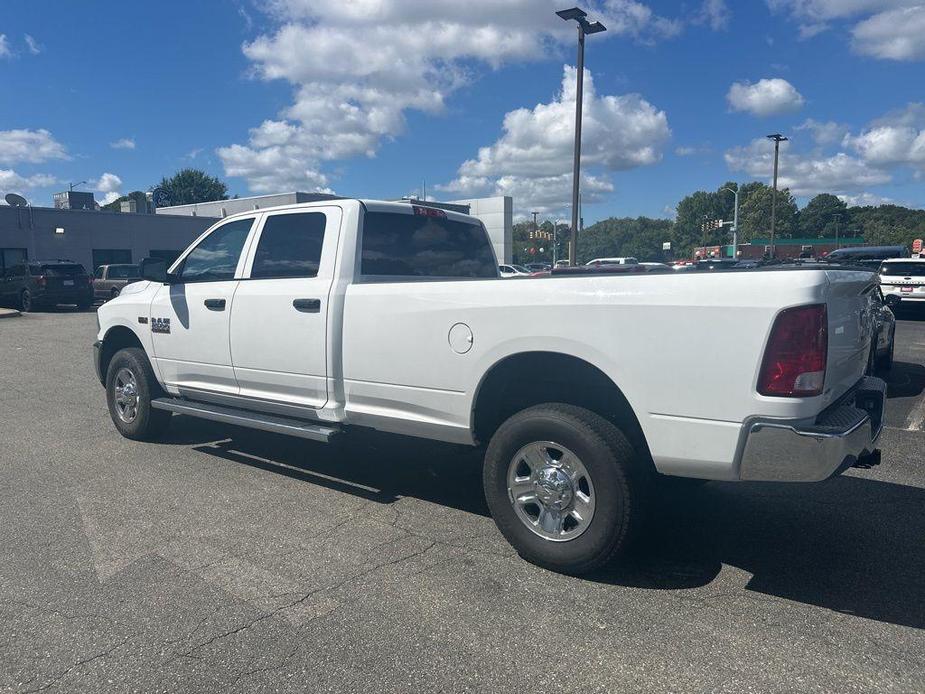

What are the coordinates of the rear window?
(361, 211, 496, 279)
(881, 262, 925, 277)
(108, 265, 140, 279)
(41, 264, 86, 276)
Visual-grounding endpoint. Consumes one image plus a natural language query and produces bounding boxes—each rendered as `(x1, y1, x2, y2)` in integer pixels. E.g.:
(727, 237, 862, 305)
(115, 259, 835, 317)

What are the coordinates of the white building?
(157, 193, 514, 263)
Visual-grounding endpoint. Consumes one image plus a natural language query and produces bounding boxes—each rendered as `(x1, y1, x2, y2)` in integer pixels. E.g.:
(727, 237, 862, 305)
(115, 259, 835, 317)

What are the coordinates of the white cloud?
(725, 138, 890, 196)
(838, 192, 894, 206)
(92, 173, 123, 204)
(726, 78, 805, 117)
(696, 0, 731, 30)
(769, 1, 925, 60)
(109, 138, 135, 150)
(219, 1, 695, 193)
(0, 129, 69, 165)
(0, 169, 56, 191)
(675, 144, 711, 156)
(24, 34, 41, 55)
(845, 103, 925, 168)
(440, 65, 670, 214)
(795, 118, 850, 145)
(0, 34, 11, 58)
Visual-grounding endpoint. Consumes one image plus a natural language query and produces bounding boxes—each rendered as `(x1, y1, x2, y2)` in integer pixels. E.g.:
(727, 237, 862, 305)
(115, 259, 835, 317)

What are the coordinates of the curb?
(0, 308, 21, 319)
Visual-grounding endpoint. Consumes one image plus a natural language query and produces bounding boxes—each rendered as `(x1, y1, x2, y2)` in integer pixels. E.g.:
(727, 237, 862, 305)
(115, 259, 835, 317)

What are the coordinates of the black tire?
(77, 300, 93, 311)
(105, 347, 171, 441)
(20, 289, 35, 313)
(483, 403, 650, 575)
(110, 288, 120, 300)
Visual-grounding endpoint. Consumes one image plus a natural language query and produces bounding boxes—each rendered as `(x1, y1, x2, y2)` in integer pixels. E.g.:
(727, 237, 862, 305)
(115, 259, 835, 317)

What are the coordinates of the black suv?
(1, 260, 94, 312)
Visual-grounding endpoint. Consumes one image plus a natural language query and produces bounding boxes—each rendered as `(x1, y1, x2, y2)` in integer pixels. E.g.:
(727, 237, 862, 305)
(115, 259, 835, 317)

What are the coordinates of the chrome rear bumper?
(737, 377, 886, 482)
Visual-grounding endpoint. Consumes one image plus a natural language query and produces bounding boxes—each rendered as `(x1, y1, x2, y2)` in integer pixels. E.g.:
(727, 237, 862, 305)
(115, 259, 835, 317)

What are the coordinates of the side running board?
(151, 398, 339, 443)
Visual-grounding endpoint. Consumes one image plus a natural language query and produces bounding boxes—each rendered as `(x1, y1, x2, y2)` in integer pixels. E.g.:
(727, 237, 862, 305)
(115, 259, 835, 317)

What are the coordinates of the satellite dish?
(5, 193, 28, 207)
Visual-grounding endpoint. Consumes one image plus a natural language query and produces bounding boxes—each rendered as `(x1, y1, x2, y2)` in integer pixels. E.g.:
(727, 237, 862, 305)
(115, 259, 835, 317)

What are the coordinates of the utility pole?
(531, 211, 540, 262)
(557, 7, 606, 266)
(721, 186, 740, 258)
(766, 133, 788, 258)
(833, 212, 841, 250)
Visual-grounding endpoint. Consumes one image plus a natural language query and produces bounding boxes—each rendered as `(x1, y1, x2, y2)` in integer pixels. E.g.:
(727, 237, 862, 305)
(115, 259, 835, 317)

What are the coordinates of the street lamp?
(721, 186, 740, 257)
(766, 133, 788, 257)
(557, 7, 606, 266)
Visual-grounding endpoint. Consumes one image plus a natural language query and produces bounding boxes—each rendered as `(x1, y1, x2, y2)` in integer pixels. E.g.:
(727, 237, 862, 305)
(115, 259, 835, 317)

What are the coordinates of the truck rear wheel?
(105, 347, 172, 441)
(483, 403, 649, 575)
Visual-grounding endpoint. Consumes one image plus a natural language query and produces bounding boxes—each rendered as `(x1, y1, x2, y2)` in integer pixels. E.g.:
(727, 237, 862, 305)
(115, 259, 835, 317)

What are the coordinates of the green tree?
(156, 168, 228, 206)
(673, 183, 739, 257)
(848, 204, 925, 247)
(578, 217, 674, 264)
(737, 184, 798, 241)
(798, 193, 848, 237)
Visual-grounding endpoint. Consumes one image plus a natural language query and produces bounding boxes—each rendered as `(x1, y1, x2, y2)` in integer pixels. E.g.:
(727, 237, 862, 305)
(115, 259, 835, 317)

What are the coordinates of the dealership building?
(0, 191, 514, 276)
(0, 203, 213, 277)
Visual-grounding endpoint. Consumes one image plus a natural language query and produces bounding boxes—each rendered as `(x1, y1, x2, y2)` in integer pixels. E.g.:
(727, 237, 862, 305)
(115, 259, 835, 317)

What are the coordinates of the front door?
(149, 216, 256, 395)
(229, 207, 341, 409)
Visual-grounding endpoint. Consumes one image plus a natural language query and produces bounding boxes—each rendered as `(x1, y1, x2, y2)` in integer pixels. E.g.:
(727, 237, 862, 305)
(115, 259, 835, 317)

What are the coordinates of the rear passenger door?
(230, 207, 341, 409)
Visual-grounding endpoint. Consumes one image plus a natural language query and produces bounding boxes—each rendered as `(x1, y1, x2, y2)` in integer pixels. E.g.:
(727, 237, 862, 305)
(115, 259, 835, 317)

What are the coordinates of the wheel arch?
(98, 325, 145, 385)
(470, 351, 653, 471)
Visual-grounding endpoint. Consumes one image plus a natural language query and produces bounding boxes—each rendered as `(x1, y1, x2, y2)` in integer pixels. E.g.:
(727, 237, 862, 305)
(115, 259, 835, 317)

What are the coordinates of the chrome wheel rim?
(507, 441, 595, 542)
(113, 368, 139, 423)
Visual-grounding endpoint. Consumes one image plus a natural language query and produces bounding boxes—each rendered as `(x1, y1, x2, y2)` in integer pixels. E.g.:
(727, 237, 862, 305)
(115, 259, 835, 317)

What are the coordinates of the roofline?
(155, 192, 318, 210)
(205, 198, 482, 225)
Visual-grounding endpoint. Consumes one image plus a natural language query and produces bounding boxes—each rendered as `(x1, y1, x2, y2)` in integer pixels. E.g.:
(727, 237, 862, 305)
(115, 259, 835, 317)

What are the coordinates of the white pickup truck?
(94, 199, 886, 574)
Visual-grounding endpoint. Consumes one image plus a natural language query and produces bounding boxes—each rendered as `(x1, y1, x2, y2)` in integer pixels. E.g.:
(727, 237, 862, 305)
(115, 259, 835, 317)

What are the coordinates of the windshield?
(108, 265, 140, 279)
(41, 264, 86, 276)
(881, 262, 925, 277)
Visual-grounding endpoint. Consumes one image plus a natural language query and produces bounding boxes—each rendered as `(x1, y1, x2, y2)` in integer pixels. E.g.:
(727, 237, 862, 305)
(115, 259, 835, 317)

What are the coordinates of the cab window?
(176, 218, 254, 282)
(250, 212, 326, 279)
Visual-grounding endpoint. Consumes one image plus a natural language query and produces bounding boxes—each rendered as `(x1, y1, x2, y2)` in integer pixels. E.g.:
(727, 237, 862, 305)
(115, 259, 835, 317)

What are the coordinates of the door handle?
(204, 298, 226, 311)
(293, 298, 321, 313)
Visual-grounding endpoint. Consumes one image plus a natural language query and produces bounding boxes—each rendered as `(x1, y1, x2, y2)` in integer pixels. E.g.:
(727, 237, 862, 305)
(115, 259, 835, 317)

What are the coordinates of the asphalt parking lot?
(2, 309, 924, 693)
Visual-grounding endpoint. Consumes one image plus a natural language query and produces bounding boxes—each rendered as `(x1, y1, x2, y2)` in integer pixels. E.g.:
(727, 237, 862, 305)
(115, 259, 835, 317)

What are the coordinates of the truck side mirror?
(139, 257, 168, 283)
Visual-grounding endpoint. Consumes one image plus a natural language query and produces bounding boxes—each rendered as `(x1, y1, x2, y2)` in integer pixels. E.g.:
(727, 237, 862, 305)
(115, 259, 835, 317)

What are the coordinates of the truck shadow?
(594, 476, 925, 630)
(164, 416, 924, 630)
(884, 360, 925, 399)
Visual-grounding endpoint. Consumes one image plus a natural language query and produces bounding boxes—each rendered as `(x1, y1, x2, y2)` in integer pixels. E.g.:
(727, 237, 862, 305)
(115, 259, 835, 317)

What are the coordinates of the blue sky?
(1, 0, 923, 223)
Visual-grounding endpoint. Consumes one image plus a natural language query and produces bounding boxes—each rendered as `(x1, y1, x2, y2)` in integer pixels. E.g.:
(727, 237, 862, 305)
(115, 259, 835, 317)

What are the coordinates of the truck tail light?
(758, 304, 827, 397)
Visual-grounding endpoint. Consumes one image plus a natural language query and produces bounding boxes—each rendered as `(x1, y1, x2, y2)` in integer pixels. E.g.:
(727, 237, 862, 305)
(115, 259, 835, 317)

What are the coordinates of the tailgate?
(824, 269, 878, 405)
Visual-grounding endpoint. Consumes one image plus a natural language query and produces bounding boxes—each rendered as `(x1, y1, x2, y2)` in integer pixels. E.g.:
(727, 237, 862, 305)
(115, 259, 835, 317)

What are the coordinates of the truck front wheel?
(483, 404, 649, 575)
(105, 347, 172, 441)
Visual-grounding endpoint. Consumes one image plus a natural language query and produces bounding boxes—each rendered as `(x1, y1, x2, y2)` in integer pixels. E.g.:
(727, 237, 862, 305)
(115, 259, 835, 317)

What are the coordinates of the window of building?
(1, 248, 27, 276)
(250, 212, 326, 279)
(361, 211, 496, 279)
(176, 218, 254, 282)
(92, 249, 132, 273)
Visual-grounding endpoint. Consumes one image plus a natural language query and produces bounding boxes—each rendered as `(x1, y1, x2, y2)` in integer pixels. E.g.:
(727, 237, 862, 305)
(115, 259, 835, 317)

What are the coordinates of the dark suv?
(1, 260, 93, 312)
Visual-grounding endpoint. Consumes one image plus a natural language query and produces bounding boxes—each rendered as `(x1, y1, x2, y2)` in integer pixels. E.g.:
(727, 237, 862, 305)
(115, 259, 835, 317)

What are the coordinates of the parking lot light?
(557, 7, 606, 266)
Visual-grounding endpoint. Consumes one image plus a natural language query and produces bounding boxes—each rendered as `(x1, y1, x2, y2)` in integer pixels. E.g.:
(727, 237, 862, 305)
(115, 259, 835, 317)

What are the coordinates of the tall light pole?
(557, 7, 606, 266)
(832, 212, 841, 250)
(766, 133, 788, 258)
(721, 185, 740, 258)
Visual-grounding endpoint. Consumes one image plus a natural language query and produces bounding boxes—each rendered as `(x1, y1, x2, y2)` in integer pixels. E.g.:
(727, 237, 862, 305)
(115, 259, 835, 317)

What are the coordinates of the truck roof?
(215, 198, 481, 226)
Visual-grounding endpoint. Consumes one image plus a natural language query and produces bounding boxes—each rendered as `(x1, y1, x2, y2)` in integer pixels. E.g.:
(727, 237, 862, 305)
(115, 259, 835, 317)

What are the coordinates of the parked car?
(94, 198, 886, 575)
(524, 262, 551, 272)
(585, 257, 639, 266)
(638, 262, 671, 271)
(824, 245, 909, 270)
(869, 287, 896, 372)
(94, 264, 141, 300)
(499, 264, 529, 278)
(1, 260, 93, 312)
(878, 257, 925, 306)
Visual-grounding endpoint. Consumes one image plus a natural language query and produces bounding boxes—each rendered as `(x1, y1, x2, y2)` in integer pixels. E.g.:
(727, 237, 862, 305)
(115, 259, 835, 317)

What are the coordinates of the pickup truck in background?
(93, 199, 886, 574)
(93, 264, 141, 301)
